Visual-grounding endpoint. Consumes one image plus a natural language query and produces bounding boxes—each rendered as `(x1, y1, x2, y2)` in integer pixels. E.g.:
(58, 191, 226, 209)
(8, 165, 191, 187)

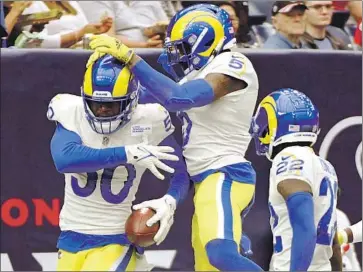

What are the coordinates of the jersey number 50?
(71, 164, 136, 204)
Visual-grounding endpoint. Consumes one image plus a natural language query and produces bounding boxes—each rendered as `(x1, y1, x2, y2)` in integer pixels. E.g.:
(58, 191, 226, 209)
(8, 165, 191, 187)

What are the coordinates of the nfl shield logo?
(102, 137, 109, 145)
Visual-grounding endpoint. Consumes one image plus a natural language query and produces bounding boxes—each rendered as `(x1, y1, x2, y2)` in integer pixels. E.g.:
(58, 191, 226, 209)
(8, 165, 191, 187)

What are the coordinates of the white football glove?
(133, 195, 176, 245)
(125, 144, 178, 180)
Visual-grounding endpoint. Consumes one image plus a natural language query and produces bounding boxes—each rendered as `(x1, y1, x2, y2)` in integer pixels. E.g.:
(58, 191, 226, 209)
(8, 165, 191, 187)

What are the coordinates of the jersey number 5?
(228, 56, 244, 69)
(71, 164, 136, 204)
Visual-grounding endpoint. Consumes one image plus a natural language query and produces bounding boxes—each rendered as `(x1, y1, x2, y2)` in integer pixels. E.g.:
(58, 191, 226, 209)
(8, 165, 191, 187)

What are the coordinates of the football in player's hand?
(125, 207, 160, 247)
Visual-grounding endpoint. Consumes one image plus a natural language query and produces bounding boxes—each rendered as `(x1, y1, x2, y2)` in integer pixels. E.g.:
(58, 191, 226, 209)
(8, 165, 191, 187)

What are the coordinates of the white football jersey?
(48, 94, 174, 235)
(178, 51, 259, 176)
(269, 146, 338, 271)
(336, 209, 362, 271)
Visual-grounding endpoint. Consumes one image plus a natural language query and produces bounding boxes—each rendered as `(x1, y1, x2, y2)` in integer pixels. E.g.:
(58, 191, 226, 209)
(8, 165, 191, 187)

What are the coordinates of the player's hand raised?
(133, 194, 176, 245)
(86, 34, 134, 68)
(125, 144, 178, 180)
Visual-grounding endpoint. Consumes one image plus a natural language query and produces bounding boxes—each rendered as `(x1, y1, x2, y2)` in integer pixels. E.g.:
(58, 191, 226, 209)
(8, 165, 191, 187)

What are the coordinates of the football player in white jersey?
(250, 88, 342, 271)
(338, 220, 362, 245)
(336, 209, 361, 271)
(86, 4, 262, 271)
(47, 54, 190, 271)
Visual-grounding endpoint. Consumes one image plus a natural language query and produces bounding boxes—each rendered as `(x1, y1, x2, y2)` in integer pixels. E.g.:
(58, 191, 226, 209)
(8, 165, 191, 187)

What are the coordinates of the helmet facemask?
(162, 37, 193, 82)
(81, 78, 140, 135)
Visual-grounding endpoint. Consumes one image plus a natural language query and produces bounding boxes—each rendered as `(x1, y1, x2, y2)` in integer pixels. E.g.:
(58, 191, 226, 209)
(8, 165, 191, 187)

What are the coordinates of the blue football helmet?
(249, 89, 320, 159)
(158, 4, 236, 82)
(81, 54, 140, 134)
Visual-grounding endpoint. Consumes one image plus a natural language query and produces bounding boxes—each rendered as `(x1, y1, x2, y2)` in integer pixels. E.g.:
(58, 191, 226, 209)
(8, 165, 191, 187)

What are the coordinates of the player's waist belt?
(190, 162, 256, 184)
(57, 230, 144, 254)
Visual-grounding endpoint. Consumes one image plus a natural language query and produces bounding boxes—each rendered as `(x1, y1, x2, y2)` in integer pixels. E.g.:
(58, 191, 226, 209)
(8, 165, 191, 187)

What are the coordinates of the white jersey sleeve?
(204, 51, 258, 87)
(271, 146, 315, 188)
(47, 93, 84, 133)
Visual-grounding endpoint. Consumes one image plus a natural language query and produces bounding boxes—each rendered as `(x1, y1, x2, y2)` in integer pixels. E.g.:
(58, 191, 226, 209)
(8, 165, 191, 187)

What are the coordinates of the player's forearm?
(138, 85, 160, 104)
(348, 220, 362, 243)
(110, 35, 149, 49)
(159, 135, 191, 205)
(129, 59, 215, 112)
(60, 29, 84, 48)
(287, 192, 317, 271)
(5, 8, 22, 35)
(330, 232, 343, 271)
(51, 124, 127, 173)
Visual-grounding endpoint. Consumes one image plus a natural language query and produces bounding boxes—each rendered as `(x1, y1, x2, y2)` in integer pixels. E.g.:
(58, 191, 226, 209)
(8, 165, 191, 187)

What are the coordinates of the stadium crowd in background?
(0, 1, 361, 271)
(0, 0, 361, 49)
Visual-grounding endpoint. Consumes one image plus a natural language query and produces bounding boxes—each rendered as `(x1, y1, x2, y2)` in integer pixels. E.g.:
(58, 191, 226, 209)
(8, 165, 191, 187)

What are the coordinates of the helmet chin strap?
(266, 128, 277, 161)
(211, 37, 226, 59)
(223, 37, 237, 50)
(265, 129, 319, 161)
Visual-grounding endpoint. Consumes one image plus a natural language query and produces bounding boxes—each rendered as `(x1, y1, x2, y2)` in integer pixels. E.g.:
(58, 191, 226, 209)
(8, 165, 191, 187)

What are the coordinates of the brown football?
(125, 207, 160, 247)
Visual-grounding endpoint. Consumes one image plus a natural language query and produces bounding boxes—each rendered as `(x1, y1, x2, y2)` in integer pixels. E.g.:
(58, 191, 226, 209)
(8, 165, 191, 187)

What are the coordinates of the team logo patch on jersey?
(131, 125, 152, 136)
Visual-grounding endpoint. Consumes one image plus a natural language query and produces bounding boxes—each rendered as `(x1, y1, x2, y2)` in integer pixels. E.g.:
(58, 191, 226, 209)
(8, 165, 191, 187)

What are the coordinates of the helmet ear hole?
(261, 126, 269, 138)
(205, 39, 214, 46)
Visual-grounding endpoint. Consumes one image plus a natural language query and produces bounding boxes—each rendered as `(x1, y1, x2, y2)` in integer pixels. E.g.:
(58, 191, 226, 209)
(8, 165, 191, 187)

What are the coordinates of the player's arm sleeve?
(50, 123, 127, 173)
(130, 59, 214, 112)
(350, 220, 362, 243)
(272, 151, 316, 271)
(159, 134, 191, 205)
(150, 105, 191, 204)
(138, 85, 160, 104)
(286, 191, 316, 271)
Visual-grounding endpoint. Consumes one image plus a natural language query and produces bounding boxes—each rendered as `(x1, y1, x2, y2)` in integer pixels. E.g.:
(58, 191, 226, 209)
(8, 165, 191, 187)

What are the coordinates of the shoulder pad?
(133, 104, 174, 140)
(206, 52, 257, 84)
(272, 146, 314, 185)
(47, 94, 84, 132)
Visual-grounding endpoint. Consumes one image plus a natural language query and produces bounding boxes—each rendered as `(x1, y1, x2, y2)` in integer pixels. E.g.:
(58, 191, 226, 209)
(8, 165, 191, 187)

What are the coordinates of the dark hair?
(271, 141, 312, 159)
(213, 1, 237, 10)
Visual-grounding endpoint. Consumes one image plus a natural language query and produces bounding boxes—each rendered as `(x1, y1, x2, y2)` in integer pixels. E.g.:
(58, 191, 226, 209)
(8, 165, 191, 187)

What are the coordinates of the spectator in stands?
(302, 1, 352, 50)
(342, 1, 362, 48)
(79, 1, 168, 48)
(161, 1, 183, 20)
(355, 21, 362, 48)
(4, 1, 32, 36)
(214, 1, 239, 34)
(1, 0, 8, 47)
(333, 1, 362, 24)
(3, 1, 112, 48)
(263, 1, 307, 49)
